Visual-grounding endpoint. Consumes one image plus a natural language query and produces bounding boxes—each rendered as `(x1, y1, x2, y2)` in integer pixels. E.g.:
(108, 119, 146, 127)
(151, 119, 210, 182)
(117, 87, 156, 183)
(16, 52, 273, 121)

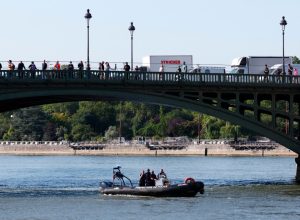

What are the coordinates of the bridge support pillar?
(295, 155, 300, 183)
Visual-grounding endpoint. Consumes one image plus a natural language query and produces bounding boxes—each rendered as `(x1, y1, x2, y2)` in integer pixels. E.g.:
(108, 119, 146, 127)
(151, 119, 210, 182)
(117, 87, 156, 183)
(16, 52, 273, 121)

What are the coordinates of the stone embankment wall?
(0, 141, 297, 156)
(0, 141, 73, 155)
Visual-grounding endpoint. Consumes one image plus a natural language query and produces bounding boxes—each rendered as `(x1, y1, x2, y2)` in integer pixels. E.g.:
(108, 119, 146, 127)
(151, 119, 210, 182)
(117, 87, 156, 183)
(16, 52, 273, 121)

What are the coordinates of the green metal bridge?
(0, 69, 299, 154)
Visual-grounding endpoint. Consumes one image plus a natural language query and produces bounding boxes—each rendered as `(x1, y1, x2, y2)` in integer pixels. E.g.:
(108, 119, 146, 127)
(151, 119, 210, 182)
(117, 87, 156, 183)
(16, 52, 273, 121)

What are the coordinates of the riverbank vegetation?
(0, 102, 256, 141)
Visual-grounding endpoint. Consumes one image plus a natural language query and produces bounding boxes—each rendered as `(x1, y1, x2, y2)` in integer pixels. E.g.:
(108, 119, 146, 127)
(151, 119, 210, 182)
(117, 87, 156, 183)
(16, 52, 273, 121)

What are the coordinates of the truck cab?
(230, 57, 247, 74)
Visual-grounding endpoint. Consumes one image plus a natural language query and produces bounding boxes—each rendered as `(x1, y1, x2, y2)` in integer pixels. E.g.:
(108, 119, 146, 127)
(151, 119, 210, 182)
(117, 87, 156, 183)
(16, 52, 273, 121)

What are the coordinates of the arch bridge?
(0, 70, 299, 155)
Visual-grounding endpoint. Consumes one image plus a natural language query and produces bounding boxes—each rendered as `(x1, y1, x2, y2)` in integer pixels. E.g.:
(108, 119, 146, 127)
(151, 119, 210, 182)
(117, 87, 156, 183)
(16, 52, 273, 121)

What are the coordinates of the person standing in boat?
(157, 169, 167, 179)
(150, 171, 157, 186)
(145, 169, 152, 186)
(139, 170, 146, 186)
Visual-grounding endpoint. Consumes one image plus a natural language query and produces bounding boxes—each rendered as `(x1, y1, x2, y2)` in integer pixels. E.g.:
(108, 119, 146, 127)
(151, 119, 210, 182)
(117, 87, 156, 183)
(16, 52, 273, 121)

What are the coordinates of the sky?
(1, 0, 300, 68)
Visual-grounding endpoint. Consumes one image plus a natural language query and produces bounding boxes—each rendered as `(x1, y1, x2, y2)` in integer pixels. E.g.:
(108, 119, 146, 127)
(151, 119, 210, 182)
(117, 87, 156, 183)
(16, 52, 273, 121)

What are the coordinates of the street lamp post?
(128, 22, 135, 71)
(280, 16, 288, 134)
(85, 9, 92, 71)
(280, 16, 287, 75)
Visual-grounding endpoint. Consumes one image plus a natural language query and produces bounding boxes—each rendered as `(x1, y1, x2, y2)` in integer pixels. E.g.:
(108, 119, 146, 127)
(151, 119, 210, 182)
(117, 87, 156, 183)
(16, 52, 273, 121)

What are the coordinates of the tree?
(71, 124, 95, 141)
(70, 101, 116, 138)
(0, 113, 11, 139)
(293, 56, 300, 64)
(42, 122, 57, 141)
(10, 107, 48, 141)
(104, 126, 119, 140)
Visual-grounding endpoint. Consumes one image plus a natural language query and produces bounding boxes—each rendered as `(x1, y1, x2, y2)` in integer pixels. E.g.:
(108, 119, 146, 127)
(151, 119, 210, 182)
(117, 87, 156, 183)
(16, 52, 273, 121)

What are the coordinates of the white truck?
(230, 56, 292, 74)
(142, 55, 193, 72)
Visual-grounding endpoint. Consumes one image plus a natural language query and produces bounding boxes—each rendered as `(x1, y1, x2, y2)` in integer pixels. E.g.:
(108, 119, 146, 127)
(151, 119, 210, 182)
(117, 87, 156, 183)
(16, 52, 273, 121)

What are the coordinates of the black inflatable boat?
(100, 167, 204, 197)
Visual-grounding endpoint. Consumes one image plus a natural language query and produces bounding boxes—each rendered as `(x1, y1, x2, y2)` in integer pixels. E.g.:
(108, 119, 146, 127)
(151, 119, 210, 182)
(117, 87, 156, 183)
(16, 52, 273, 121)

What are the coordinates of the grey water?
(0, 155, 300, 220)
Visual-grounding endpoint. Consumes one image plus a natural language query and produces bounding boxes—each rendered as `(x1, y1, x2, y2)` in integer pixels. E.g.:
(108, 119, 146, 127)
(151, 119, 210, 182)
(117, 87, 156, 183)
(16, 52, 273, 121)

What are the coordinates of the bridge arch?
(1, 88, 299, 154)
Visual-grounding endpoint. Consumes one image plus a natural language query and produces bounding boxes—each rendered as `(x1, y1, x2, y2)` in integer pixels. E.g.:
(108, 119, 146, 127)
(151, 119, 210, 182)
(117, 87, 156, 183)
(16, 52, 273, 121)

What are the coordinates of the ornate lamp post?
(280, 16, 287, 74)
(85, 9, 92, 71)
(128, 22, 135, 71)
(280, 16, 288, 134)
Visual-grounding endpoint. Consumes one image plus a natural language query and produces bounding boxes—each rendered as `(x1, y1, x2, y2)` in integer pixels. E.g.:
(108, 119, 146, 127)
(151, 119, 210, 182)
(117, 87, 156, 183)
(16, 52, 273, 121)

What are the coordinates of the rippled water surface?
(0, 155, 300, 220)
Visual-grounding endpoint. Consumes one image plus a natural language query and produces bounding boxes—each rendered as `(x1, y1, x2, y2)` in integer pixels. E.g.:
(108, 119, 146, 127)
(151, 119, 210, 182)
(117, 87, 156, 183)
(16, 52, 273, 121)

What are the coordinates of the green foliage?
(10, 107, 49, 141)
(293, 56, 300, 64)
(105, 126, 119, 140)
(0, 101, 253, 141)
(71, 124, 95, 141)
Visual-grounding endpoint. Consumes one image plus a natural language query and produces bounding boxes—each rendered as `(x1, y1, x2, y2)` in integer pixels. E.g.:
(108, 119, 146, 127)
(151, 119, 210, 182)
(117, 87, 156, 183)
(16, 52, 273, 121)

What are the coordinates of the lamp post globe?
(128, 22, 135, 71)
(85, 9, 92, 71)
(280, 16, 287, 74)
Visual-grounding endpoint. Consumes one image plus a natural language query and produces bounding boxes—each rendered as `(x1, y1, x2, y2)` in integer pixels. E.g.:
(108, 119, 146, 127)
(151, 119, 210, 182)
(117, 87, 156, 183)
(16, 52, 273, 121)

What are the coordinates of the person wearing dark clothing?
(42, 60, 48, 79)
(276, 68, 282, 82)
(288, 64, 293, 83)
(124, 62, 130, 72)
(100, 61, 105, 71)
(68, 61, 74, 79)
(288, 64, 293, 75)
(123, 62, 130, 80)
(176, 66, 182, 81)
(28, 61, 37, 78)
(263, 64, 269, 82)
(150, 171, 157, 186)
(42, 60, 47, 71)
(0, 62, 2, 70)
(78, 61, 84, 70)
(134, 65, 140, 79)
(99, 62, 105, 79)
(17, 61, 26, 78)
(78, 61, 84, 79)
(145, 169, 151, 186)
(139, 170, 146, 187)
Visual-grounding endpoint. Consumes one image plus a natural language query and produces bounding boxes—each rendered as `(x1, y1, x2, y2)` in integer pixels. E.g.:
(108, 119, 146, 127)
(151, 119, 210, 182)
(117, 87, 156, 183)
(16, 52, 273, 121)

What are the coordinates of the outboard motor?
(100, 181, 113, 189)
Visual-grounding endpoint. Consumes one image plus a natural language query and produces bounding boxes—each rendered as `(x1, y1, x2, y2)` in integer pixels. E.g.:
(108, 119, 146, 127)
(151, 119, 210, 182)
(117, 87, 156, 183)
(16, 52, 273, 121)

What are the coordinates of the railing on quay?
(0, 70, 299, 85)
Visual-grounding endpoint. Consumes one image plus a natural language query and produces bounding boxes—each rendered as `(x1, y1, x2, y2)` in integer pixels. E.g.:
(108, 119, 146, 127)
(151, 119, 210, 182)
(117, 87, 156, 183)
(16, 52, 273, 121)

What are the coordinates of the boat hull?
(100, 181, 204, 197)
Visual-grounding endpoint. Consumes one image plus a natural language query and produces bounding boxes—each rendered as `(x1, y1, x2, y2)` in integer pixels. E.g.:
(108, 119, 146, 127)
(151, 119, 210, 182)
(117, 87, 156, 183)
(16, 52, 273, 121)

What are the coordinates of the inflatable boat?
(100, 167, 204, 197)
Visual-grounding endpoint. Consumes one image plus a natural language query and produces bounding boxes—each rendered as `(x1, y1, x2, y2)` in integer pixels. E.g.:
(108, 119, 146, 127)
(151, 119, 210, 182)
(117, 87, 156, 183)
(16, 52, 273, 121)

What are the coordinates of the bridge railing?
(0, 70, 299, 85)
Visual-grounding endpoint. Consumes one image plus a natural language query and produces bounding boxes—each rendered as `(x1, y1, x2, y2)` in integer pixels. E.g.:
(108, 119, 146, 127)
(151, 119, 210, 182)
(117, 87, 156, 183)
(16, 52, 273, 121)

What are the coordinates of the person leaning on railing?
(17, 61, 26, 79)
(28, 61, 37, 79)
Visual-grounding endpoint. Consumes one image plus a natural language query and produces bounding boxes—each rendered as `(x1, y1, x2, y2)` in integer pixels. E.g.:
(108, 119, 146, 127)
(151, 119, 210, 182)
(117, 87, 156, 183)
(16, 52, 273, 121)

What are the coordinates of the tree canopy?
(0, 101, 250, 141)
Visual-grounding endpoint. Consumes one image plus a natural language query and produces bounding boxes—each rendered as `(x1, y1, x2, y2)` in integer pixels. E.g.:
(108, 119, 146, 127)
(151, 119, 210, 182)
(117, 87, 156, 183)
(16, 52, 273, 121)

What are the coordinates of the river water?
(0, 155, 299, 220)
